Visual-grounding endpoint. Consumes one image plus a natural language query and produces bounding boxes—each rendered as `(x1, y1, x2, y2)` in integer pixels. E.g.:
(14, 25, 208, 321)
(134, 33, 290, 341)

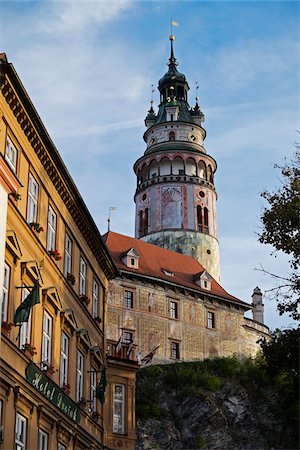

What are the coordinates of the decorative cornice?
(0, 59, 118, 281)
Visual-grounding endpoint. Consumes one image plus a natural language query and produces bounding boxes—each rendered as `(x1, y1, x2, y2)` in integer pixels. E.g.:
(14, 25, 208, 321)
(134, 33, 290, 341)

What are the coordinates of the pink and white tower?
(134, 35, 221, 282)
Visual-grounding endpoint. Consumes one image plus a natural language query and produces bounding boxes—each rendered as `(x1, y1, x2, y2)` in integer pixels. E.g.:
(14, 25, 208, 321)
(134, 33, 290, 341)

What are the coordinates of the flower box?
(91, 411, 100, 421)
(62, 383, 70, 395)
(41, 362, 56, 375)
(22, 342, 37, 357)
(30, 222, 44, 233)
(77, 398, 87, 407)
(79, 294, 90, 306)
(66, 273, 75, 285)
(49, 249, 62, 261)
(1, 321, 14, 335)
(10, 192, 21, 201)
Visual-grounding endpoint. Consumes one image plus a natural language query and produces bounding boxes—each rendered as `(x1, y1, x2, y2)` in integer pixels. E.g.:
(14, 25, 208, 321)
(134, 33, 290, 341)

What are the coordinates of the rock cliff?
(136, 359, 298, 450)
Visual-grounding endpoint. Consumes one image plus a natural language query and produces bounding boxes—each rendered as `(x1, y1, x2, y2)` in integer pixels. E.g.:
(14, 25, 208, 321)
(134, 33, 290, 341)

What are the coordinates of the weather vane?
(170, 20, 179, 39)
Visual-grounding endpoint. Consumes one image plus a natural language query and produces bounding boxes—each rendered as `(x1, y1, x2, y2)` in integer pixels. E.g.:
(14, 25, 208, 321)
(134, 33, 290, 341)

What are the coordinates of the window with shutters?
(60, 332, 69, 386)
(1, 263, 10, 322)
(47, 206, 57, 251)
(5, 137, 17, 172)
(42, 311, 52, 364)
(79, 257, 87, 296)
(15, 414, 26, 450)
(27, 174, 39, 223)
(76, 350, 84, 402)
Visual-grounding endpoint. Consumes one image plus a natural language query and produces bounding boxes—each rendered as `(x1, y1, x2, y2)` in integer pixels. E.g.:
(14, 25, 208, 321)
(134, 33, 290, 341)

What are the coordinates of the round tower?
(134, 36, 221, 282)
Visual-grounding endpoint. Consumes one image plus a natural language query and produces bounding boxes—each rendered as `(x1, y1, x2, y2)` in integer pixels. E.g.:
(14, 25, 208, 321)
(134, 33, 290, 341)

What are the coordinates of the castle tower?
(134, 36, 221, 282)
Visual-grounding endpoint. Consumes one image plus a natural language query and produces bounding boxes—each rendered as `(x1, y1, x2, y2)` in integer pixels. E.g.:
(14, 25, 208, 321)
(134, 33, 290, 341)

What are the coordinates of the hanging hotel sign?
(26, 363, 81, 423)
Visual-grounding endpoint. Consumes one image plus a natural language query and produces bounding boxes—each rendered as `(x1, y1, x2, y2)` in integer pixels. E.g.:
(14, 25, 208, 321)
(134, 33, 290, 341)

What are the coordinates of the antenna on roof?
(107, 207, 117, 232)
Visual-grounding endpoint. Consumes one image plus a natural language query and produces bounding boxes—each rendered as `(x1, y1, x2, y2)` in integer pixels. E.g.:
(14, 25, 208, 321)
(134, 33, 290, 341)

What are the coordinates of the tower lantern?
(133, 37, 221, 282)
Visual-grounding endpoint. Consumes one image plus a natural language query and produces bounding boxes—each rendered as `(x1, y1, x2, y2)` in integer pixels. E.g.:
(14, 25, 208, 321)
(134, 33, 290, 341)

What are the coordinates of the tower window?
(197, 205, 203, 232)
(124, 290, 133, 309)
(139, 208, 149, 237)
(169, 131, 175, 141)
(204, 207, 209, 234)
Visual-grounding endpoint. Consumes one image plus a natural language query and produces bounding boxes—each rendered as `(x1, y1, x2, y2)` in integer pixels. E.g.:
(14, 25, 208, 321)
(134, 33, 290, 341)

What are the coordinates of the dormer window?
(162, 269, 174, 277)
(121, 248, 140, 269)
(194, 270, 212, 290)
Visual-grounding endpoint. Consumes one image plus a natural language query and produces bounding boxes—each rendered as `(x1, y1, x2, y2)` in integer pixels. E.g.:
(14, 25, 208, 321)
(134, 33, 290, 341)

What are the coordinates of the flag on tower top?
(172, 20, 179, 27)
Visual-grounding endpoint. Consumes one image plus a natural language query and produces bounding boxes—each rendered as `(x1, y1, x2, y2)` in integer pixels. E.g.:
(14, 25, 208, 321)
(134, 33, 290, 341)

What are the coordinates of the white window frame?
(79, 257, 87, 296)
(5, 136, 17, 172)
(2, 263, 10, 322)
(171, 341, 180, 360)
(207, 311, 215, 329)
(15, 413, 26, 450)
(123, 331, 132, 344)
(113, 384, 125, 434)
(76, 350, 84, 402)
(19, 287, 31, 349)
(90, 369, 97, 413)
(124, 290, 133, 309)
(42, 311, 52, 365)
(92, 278, 99, 318)
(64, 234, 72, 276)
(170, 301, 178, 319)
(60, 332, 69, 387)
(27, 173, 39, 223)
(39, 429, 48, 450)
(47, 205, 57, 251)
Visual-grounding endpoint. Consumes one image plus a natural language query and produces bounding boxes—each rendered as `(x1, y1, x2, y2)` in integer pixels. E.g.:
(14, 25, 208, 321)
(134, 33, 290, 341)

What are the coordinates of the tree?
(258, 143, 300, 320)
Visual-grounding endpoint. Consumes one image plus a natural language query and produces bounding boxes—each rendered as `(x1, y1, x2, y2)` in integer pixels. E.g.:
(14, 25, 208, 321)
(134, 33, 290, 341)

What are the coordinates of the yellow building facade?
(0, 53, 138, 450)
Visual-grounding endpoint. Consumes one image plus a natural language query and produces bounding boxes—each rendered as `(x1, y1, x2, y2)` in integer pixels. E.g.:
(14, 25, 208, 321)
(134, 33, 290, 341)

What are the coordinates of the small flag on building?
(13, 279, 40, 325)
(96, 366, 107, 405)
(171, 20, 179, 27)
(126, 339, 134, 358)
(115, 335, 122, 358)
(139, 345, 159, 367)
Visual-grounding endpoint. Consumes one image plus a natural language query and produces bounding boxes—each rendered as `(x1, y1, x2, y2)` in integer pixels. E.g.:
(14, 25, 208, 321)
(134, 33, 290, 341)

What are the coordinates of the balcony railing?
(107, 339, 137, 361)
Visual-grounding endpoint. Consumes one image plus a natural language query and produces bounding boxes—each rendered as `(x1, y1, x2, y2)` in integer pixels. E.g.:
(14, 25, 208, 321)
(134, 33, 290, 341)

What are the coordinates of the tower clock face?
(188, 132, 198, 142)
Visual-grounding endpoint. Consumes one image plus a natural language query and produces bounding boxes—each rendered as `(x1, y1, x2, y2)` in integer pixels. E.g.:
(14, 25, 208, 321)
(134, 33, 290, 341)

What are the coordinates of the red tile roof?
(103, 231, 249, 308)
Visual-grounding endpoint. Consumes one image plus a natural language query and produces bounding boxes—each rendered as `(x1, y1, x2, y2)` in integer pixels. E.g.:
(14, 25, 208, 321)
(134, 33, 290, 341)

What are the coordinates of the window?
(124, 290, 133, 309)
(123, 331, 132, 344)
(169, 131, 175, 141)
(42, 311, 52, 365)
(79, 257, 87, 296)
(47, 206, 57, 251)
(19, 288, 31, 349)
(92, 278, 99, 319)
(171, 341, 180, 360)
(203, 207, 209, 234)
(139, 208, 149, 237)
(207, 311, 215, 329)
(5, 137, 17, 172)
(1, 263, 10, 322)
(60, 333, 69, 387)
(113, 385, 125, 434)
(15, 413, 26, 450)
(64, 234, 72, 276)
(170, 301, 178, 319)
(27, 174, 39, 223)
(76, 350, 84, 402)
(90, 369, 97, 413)
(39, 430, 48, 450)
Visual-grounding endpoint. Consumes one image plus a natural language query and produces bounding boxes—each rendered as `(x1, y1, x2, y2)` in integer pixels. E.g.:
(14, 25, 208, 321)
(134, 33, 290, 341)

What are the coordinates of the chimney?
(252, 286, 264, 324)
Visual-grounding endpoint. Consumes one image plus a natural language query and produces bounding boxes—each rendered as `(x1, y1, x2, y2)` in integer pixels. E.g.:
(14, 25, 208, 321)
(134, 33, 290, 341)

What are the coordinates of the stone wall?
(107, 277, 269, 363)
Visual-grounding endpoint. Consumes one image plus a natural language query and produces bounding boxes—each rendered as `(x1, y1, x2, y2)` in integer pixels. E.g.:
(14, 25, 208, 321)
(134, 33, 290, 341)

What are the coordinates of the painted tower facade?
(134, 37, 221, 282)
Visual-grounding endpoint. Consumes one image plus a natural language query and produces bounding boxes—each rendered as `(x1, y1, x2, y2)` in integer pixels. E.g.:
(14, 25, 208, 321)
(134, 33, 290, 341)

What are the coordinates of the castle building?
(0, 53, 138, 450)
(105, 37, 269, 363)
(134, 35, 220, 282)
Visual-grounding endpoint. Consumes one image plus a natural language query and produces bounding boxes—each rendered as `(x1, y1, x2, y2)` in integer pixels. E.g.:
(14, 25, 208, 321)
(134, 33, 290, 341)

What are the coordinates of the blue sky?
(1, 1, 299, 329)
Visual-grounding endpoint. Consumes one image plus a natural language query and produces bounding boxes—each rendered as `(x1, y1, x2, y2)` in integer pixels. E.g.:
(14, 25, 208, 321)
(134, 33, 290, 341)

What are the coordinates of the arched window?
(204, 207, 209, 234)
(198, 161, 206, 179)
(139, 209, 149, 237)
(172, 157, 184, 175)
(169, 131, 175, 141)
(160, 158, 171, 176)
(141, 164, 148, 182)
(197, 205, 203, 232)
(149, 160, 158, 179)
(208, 164, 214, 184)
(186, 158, 197, 176)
